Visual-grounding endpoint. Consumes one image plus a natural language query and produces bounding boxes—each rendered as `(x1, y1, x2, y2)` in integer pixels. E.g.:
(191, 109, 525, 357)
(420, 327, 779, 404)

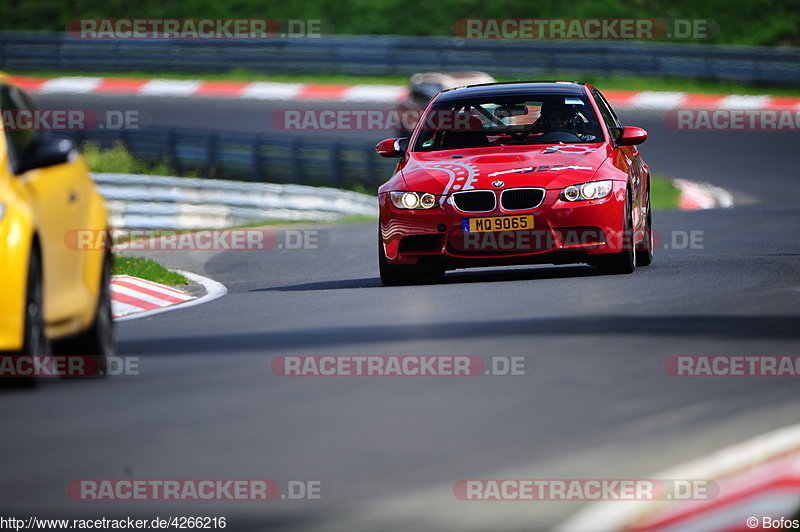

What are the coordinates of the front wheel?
(594, 192, 636, 275)
(636, 182, 654, 267)
(22, 248, 47, 358)
(378, 231, 443, 286)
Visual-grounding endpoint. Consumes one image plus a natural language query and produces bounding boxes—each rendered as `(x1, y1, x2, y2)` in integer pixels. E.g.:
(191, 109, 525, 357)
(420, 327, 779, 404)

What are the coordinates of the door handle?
(68, 191, 78, 203)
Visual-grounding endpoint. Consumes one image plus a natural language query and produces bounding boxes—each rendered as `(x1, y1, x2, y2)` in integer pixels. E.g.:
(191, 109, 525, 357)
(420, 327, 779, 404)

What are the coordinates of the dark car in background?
(396, 71, 495, 136)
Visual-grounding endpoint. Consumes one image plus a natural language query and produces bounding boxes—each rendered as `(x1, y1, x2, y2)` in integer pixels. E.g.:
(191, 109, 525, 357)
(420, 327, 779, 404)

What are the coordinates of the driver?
(538, 103, 598, 142)
(541, 104, 577, 132)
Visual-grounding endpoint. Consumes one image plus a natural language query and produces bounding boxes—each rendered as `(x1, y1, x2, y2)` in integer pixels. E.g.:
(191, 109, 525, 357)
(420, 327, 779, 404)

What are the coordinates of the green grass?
(113, 255, 188, 285)
(651, 175, 682, 210)
(12, 70, 800, 97)
(83, 141, 202, 177)
(83, 141, 177, 175)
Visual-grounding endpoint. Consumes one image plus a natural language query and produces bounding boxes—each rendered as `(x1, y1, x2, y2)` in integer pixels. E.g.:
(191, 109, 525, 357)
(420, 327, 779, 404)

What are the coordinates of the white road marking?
(139, 79, 202, 97)
(38, 77, 103, 94)
(241, 82, 304, 100)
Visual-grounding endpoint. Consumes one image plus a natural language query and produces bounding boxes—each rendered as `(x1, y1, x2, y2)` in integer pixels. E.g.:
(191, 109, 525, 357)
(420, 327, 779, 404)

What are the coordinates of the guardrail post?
(291, 138, 303, 182)
(366, 143, 377, 184)
(206, 131, 217, 177)
(251, 137, 262, 181)
(168, 129, 182, 176)
(332, 141, 342, 184)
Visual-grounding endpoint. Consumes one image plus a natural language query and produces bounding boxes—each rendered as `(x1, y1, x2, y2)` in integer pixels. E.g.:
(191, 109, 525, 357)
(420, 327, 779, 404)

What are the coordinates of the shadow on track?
(120, 315, 800, 356)
(251, 265, 600, 292)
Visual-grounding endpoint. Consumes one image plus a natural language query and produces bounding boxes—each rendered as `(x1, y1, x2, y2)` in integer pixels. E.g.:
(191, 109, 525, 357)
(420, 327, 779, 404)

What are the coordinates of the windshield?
(413, 93, 604, 151)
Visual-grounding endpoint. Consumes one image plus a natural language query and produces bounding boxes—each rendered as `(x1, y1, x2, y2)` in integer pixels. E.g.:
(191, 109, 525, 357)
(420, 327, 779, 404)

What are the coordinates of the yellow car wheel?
(22, 248, 47, 359)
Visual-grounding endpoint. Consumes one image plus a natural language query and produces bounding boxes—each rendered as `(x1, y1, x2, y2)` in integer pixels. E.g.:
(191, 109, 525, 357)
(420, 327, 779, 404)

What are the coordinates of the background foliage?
(2, 0, 797, 46)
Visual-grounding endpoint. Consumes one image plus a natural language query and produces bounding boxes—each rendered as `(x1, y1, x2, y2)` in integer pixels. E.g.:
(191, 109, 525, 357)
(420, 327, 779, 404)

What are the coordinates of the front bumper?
(379, 182, 627, 269)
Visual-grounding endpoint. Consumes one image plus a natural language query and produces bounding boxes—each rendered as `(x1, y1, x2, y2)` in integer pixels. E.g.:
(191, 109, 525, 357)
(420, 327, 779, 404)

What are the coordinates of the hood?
(400, 144, 610, 195)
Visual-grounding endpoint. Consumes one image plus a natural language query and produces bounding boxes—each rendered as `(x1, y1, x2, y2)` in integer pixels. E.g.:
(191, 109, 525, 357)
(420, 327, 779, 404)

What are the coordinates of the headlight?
(563, 186, 581, 201)
(389, 191, 438, 210)
(560, 180, 613, 202)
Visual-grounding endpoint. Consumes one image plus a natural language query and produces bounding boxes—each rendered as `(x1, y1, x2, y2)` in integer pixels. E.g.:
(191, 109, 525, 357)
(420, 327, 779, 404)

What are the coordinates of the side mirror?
(376, 137, 409, 158)
(616, 126, 648, 146)
(15, 136, 76, 175)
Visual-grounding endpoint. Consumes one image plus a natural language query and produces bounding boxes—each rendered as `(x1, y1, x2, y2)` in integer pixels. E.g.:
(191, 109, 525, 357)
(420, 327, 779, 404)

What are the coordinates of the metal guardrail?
(94, 173, 378, 229)
(66, 127, 397, 188)
(2, 32, 799, 86)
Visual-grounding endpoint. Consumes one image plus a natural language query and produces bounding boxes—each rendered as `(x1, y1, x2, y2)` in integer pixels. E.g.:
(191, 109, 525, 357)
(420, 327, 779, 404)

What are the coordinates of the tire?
(1, 248, 46, 388)
(378, 231, 444, 286)
(22, 248, 47, 358)
(52, 253, 115, 377)
(596, 191, 636, 275)
(636, 181, 654, 267)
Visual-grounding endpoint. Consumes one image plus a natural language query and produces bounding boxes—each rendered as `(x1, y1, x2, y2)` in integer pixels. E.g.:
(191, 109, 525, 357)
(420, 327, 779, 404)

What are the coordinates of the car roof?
(436, 81, 591, 102)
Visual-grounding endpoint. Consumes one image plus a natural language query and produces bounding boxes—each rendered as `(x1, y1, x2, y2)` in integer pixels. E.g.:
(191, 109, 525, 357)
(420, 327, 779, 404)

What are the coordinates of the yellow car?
(0, 74, 114, 377)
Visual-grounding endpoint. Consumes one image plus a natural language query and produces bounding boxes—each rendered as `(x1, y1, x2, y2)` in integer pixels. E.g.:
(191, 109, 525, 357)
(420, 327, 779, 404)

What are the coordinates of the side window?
(592, 90, 622, 141)
(0, 84, 38, 174)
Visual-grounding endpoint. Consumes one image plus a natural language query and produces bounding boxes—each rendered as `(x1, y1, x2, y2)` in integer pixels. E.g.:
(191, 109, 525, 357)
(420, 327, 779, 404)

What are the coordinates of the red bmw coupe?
(376, 81, 653, 285)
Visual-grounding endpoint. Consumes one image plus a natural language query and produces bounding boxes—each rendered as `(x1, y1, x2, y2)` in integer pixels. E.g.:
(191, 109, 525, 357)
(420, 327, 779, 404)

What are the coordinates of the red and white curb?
(111, 271, 226, 321)
(111, 274, 194, 318)
(10, 75, 800, 110)
(605, 91, 800, 111)
(11, 75, 407, 103)
(674, 178, 735, 210)
(555, 423, 800, 532)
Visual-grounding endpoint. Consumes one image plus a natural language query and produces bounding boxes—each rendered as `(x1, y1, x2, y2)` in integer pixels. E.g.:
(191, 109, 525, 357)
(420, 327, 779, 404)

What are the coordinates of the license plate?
(463, 215, 534, 233)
